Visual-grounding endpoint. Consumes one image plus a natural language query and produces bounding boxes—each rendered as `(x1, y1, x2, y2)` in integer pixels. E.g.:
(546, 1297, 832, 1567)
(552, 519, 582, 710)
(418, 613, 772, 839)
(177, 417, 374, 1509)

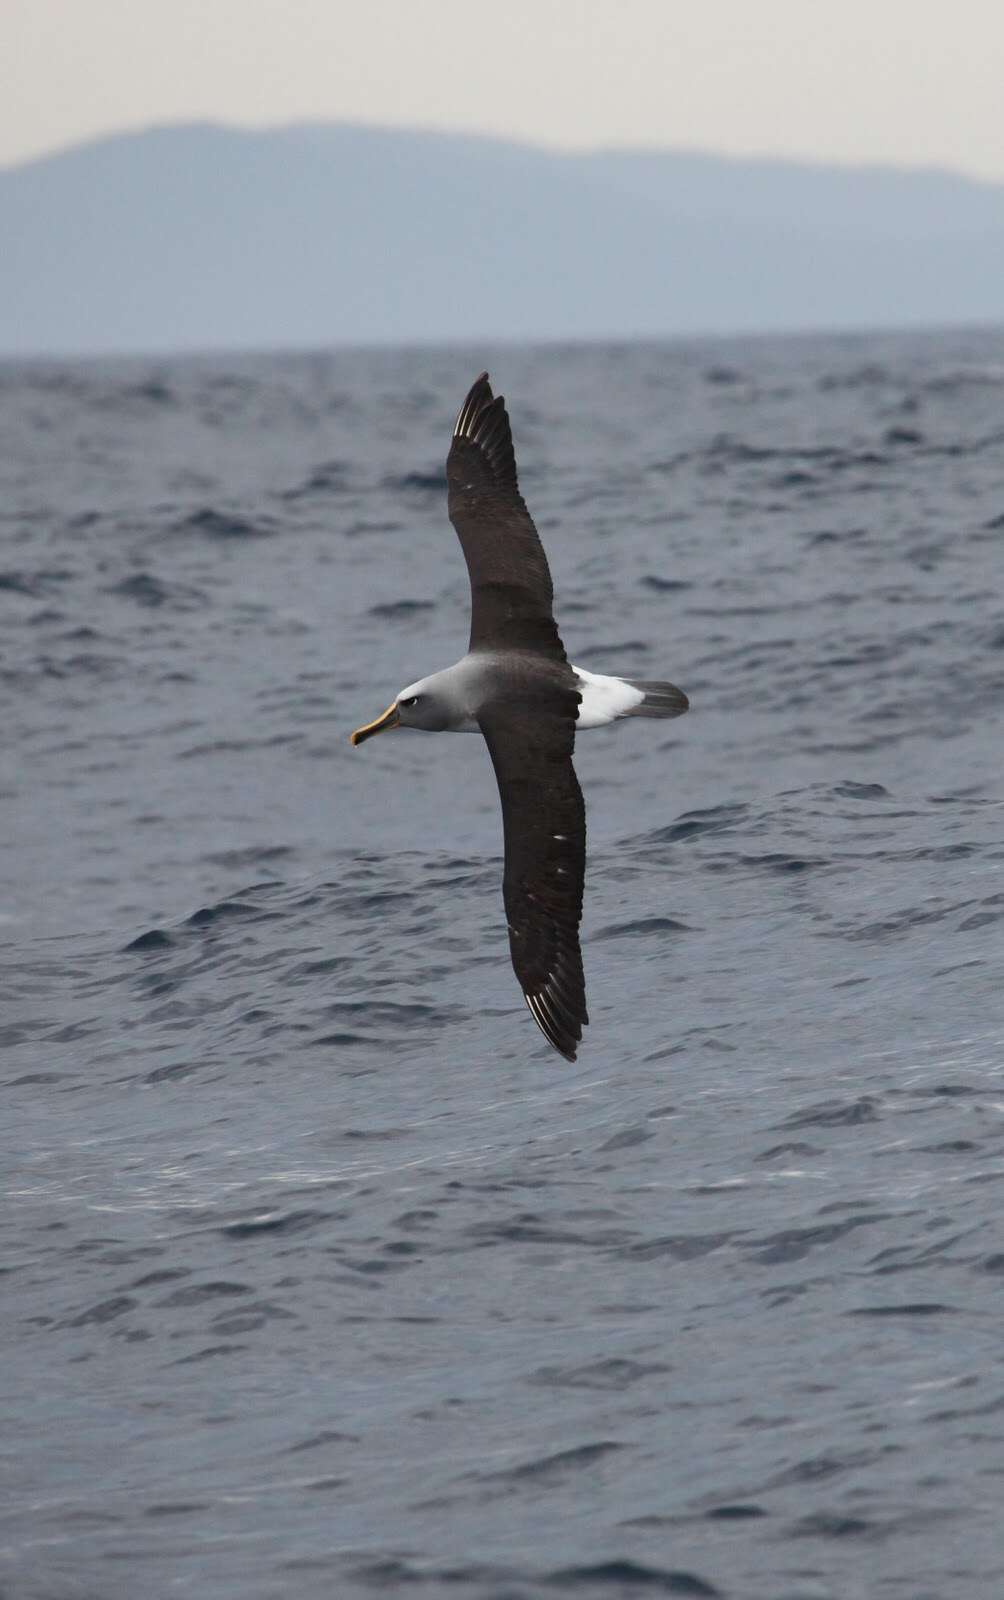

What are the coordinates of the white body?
(397, 661, 644, 733)
(571, 666, 646, 728)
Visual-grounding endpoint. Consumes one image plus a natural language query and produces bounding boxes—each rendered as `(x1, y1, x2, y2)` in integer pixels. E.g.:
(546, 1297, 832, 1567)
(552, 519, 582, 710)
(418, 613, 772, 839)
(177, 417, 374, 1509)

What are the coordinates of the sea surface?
(3, 329, 1004, 1600)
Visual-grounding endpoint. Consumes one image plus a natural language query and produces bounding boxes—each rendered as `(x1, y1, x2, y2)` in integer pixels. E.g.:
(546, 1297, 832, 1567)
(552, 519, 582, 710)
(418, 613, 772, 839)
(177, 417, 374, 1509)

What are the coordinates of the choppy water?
(4, 330, 1004, 1600)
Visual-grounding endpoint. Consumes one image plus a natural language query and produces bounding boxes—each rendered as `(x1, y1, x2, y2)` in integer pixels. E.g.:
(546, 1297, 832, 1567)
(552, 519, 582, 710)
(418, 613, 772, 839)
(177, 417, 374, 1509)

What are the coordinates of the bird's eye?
(400, 695, 418, 708)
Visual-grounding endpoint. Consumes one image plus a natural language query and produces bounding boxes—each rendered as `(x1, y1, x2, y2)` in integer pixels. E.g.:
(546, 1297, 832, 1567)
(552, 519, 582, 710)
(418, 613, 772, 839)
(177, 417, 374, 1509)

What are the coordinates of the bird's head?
(350, 677, 452, 745)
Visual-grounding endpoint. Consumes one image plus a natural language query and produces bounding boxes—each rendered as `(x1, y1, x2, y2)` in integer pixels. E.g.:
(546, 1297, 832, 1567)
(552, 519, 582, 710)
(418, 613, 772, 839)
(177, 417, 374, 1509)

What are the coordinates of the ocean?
(4, 329, 1004, 1599)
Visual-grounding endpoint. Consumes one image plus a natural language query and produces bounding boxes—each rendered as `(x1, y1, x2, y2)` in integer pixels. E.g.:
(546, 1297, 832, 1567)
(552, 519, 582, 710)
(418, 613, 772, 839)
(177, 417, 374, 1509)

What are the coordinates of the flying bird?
(351, 373, 689, 1060)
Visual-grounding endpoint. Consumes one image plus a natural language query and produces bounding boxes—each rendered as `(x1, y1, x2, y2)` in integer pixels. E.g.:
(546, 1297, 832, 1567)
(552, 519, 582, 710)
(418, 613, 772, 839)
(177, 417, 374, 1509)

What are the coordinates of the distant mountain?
(3, 122, 1003, 356)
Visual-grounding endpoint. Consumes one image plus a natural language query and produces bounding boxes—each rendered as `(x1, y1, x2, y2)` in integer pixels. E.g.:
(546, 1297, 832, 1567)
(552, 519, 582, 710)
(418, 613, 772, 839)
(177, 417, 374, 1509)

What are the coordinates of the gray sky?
(6, 0, 1004, 179)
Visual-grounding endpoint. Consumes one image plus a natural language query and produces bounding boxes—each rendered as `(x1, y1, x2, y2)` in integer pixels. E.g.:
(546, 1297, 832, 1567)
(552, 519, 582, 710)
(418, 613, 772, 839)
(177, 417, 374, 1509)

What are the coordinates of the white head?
(350, 675, 455, 745)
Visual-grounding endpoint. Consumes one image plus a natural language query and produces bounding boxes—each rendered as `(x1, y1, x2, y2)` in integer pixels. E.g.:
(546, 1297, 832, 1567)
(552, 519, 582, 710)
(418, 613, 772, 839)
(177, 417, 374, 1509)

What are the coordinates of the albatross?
(351, 373, 689, 1061)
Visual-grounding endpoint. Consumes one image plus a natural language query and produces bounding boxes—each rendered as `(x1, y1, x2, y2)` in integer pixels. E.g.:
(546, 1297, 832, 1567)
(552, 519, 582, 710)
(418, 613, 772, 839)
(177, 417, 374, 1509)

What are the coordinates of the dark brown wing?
(447, 372, 566, 662)
(478, 694, 588, 1061)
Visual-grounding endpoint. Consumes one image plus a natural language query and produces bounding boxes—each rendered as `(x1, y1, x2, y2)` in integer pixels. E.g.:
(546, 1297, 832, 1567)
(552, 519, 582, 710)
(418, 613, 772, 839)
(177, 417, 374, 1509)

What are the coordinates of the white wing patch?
(572, 667, 646, 728)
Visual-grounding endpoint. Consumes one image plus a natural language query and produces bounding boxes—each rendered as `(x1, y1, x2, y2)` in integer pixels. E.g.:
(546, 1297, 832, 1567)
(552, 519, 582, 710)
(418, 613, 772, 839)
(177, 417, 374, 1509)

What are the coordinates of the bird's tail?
(619, 679, 690, 719)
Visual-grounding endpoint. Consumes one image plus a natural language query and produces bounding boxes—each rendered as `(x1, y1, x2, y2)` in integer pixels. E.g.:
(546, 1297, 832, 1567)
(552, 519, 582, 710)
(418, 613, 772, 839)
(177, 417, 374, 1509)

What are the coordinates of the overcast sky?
(6, 0, 1004, 179)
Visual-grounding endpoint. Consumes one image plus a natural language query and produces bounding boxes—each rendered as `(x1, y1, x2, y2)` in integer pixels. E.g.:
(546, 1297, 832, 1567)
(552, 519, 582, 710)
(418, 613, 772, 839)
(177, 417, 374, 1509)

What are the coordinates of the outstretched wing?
(447, 372, 567, 662)
(478, 695, 588, 1061)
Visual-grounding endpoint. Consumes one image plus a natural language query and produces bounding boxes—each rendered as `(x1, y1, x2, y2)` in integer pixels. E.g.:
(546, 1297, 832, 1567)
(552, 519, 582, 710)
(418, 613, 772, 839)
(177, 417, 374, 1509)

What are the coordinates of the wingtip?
(450, 372, 518, 492)
(453, 372, 495, 440)
(524, 990, 584, 1063)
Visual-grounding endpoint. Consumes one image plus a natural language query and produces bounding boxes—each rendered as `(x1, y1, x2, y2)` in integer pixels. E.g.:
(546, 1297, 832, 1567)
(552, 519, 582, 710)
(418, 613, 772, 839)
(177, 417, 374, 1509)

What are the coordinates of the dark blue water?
(4, 330, 1004, 1600)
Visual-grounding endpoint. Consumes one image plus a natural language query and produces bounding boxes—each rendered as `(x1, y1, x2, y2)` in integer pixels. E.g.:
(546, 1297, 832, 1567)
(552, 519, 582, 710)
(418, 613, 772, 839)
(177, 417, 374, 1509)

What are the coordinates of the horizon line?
(3, 115, 1002, 190)
(4, 317, 1003, 369)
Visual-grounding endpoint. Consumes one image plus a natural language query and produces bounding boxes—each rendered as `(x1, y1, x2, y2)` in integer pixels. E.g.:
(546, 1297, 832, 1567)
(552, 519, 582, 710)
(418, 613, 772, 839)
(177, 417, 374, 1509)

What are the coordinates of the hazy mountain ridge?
(3, 121, 1003, 355)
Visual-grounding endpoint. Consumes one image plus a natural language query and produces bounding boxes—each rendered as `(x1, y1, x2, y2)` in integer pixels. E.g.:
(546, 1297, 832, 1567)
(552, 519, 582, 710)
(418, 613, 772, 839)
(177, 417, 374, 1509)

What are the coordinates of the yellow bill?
(350, 701, 400, 746)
